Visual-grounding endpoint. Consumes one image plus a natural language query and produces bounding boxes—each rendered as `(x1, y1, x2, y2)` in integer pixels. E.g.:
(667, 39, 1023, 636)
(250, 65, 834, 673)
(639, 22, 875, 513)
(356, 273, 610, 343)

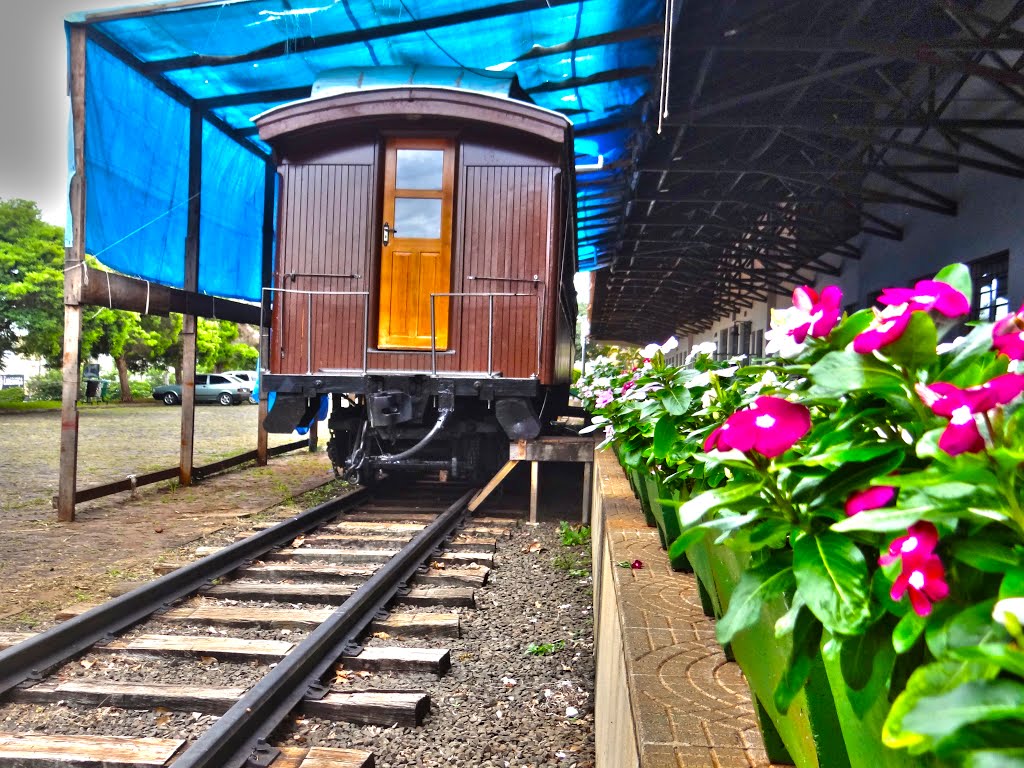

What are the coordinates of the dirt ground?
(0, 404, 337, 629)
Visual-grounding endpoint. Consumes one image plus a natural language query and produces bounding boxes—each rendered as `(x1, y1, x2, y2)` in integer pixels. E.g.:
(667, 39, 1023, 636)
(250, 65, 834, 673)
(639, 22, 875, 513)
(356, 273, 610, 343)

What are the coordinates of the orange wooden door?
(378, 138, 455, 349)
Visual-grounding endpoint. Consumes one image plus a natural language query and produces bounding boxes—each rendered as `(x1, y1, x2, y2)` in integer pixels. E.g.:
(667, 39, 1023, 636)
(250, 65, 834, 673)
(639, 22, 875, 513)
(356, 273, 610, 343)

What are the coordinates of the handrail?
(262, 287, 371, 375)
(429, 290, 537, 378)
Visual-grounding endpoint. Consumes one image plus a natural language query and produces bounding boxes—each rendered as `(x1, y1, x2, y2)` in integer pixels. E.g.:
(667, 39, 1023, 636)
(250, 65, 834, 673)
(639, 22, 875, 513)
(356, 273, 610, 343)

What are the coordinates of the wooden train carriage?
(255, 78, 577, 480)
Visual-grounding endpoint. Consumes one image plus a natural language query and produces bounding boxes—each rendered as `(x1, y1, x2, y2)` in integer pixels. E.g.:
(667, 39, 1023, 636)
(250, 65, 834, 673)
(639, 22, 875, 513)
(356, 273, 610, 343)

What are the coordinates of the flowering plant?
(584, 264, 1024, 766)
(666, 264, 1024, 765)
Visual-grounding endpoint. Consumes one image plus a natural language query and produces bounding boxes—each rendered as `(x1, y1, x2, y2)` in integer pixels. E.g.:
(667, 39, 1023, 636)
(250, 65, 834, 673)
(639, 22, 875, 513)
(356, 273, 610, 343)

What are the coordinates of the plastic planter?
(640, 473, 691, 572)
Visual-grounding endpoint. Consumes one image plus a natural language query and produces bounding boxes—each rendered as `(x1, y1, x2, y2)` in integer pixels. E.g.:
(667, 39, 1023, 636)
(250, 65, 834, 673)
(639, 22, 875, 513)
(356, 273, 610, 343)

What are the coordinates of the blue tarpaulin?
(67, 0, 663, 296)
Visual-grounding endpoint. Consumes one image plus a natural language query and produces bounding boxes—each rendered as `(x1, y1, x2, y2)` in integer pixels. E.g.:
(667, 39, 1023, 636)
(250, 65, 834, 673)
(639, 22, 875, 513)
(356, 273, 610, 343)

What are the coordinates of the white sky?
(0, 1, 116, 225)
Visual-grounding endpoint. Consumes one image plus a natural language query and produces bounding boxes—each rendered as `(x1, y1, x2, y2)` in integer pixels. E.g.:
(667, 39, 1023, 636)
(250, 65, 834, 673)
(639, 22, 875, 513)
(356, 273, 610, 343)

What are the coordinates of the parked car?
(223, 370, 259, 404)
(152, 374, 252, 406)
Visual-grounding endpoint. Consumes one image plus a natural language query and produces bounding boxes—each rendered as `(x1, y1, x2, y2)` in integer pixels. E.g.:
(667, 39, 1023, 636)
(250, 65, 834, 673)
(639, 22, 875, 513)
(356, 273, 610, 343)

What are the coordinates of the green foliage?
(557, 521, 591, 547)
(26, 369, 63, 401)
(0, 387, 24, 403)
(524, 639, 565, 656)
(581, 262, 1024, 766)
(105, 379, 154, 401)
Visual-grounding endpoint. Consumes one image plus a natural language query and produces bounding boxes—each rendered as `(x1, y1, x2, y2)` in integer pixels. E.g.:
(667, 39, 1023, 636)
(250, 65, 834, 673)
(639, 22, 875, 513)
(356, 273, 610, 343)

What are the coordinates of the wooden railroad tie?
(56, 605, 461, 637)
(152, 562, 489, 587)
(193, 546, 495, 568)
(11, 681, 430, 727)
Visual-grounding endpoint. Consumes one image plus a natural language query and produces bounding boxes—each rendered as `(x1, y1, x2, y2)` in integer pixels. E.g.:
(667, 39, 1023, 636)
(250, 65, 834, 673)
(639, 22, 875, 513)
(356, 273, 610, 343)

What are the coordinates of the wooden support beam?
(468, 459, 520, 512)
(258, 163, 275, 467)
(58, 27, 88, 523)
(79, 269, 263, 324)
(180, 109, 202, 487)
(530, 461, 540, 524)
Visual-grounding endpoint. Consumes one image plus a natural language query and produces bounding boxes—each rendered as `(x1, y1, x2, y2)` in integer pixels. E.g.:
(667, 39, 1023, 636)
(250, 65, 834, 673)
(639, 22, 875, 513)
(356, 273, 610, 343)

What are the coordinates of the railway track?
(0, 478, 516, 768)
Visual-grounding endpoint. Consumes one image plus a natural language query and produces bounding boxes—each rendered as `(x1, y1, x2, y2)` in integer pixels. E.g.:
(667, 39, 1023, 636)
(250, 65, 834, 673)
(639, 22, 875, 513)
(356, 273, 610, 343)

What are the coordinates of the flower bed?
(578, 264, 1024, 768)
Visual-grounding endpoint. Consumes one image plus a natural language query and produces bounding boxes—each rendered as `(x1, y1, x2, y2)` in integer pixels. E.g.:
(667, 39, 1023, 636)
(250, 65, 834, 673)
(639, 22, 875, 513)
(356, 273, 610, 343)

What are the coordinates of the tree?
(0, 199, 65, 368)
(197, 319, 259, 372)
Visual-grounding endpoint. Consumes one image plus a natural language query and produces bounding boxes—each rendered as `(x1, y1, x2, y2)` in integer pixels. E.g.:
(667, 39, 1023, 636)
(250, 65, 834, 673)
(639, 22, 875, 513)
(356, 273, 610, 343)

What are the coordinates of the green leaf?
(952, 540, 1023, 574)
(928, 601, 1002, 658)
(775, 592, 807, 638)
(832, 506, 932, 533)
(674, 480, 765, 529)
(935, 263, 972, 304)
(882, 310, 938, 370)
(901, 680, 1024, 742)
(652, 414, 678, 460)
(716, 558, 795, 645)
(893, 611, 928, 654)
(792, 531, 871, 635)
(774, 607, 822, 714)
(961, 750, 1024, 768)
(829, 308, 874, 350)
(659, 386, 692, 416)
(1001, 569, 1024, 599)
(940, 321, 1000, 383)
(884, 660, 993, 750)
(802, 450, 905, 509)
(807, 350, 906, 398)
(950, 645, 1024, 679)
(838, 623, 890, 691)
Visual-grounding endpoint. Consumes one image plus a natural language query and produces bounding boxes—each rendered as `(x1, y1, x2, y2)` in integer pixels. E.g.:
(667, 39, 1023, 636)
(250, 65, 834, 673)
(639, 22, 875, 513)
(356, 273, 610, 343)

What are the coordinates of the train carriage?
(256, 68, 578, 482)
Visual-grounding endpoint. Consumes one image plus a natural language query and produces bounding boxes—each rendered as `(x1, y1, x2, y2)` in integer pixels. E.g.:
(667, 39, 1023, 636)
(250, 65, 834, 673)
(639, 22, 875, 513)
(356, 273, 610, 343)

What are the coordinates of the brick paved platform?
(592, 449, 786, 768)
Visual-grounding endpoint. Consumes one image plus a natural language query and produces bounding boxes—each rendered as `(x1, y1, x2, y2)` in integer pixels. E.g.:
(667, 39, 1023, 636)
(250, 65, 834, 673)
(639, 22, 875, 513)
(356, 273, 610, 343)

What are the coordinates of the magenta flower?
(704, 396, 811, 459)
(595, 390, 614, 408)
(845, 485, 897, 517)
(621, 380, 635, 395)
(853, 308, 913, 353)
(879, 279, 970, 318)
(880, 522, 950, 617)
(790, 285, 844, 343)
(891, 553, 949, 616)
(880, 521, 939, 566)
(916, 374, 1024, 455)
(993, 303, 1024, 360)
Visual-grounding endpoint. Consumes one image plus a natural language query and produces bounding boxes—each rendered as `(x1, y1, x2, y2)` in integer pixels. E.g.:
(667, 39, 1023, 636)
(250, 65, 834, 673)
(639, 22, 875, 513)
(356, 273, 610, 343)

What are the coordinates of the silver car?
(152, 374, 252, 406)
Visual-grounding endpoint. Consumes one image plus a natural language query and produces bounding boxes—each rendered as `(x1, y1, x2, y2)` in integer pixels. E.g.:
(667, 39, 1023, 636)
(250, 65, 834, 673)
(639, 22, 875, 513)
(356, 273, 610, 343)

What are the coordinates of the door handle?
(383, 221, 397, 246)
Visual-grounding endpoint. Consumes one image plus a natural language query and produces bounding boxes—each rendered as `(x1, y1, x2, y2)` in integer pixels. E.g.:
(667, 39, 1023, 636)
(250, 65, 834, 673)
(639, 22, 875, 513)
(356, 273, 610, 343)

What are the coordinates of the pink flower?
(845, 485, 897, 517)
(880, 522, 950, 617)
(880, 521, 939, 566)
(621, 380, 635, 395)
(790, 285, 843, 343)
(704, 396, 811, 459)
(891, 553, 949, 616)
(595, 390, 614, 408)
(631, 559, 644, 570)
(916, 374, 1024, 455)
(853, 308, 913, 353)
(879, 280, 970, 318)
(993, 303, 1024, 360)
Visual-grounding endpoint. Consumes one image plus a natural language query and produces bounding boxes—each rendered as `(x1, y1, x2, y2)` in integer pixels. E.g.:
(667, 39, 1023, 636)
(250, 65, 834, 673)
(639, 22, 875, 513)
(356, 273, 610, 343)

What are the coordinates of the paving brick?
(596, 451, 787, 768)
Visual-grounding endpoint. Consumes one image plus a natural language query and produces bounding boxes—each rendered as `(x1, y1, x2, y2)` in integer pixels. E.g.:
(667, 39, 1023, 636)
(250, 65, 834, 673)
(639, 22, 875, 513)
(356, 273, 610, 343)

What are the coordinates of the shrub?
(0, 387, 25, 403)
(26, 369, 63, 401)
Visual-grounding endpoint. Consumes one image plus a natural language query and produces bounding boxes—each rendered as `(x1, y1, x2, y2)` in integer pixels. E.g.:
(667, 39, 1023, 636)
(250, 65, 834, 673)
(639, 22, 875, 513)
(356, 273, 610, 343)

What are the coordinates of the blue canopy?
(67, 0, 663, 298)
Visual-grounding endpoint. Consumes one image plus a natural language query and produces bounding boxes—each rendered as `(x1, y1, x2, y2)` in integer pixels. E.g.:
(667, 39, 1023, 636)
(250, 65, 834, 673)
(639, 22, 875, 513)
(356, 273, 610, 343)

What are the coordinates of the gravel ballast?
(0, 518, 596, 768)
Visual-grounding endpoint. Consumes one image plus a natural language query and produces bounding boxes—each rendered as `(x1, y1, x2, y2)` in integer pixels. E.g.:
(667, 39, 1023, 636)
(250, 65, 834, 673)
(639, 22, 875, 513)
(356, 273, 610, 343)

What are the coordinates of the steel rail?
(0, 486, 368, 697)
(173, 486, 478, 768)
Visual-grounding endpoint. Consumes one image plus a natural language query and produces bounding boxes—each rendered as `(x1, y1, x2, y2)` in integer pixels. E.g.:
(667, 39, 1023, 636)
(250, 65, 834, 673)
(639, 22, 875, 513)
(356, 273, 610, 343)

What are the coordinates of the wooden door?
(378, 138, 455, 349)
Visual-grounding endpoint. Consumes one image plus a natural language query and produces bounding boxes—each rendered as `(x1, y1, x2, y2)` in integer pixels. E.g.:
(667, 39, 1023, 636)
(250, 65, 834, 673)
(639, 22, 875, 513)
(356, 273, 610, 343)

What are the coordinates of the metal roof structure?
(65, 0, 664, 299)
(589, 0, 1024, 343)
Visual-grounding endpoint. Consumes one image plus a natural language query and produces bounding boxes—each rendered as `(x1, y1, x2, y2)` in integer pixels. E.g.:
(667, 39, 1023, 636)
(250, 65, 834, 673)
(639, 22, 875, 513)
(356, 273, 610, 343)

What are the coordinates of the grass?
(0, 400, 61, 411)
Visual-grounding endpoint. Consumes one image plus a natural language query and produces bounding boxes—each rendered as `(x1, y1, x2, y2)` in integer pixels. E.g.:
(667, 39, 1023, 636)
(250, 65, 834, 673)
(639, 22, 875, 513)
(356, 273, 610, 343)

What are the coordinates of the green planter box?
(690, 540, 924, 768)
(641, 473, 691, 572)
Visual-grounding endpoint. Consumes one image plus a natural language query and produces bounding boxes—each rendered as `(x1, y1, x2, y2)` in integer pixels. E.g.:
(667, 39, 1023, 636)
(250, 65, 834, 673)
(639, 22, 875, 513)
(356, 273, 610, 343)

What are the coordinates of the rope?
(657, 0, 675, 134)
(90, 192, 199, 260)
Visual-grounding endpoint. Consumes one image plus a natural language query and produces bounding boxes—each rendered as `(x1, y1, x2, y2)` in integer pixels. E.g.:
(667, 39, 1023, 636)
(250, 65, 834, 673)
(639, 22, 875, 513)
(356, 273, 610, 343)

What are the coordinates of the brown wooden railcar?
(256, 84, 577, 481)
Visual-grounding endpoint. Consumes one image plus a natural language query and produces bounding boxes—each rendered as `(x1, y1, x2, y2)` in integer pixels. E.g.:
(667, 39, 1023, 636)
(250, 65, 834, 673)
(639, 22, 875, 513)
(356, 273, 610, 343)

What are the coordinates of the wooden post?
(581, 461, 593, 525)
(307, 419, 318, 452)
(57, 26, 88, 523)
(529, 461, 540, 524)
(257, 163, 275, 466)
(179, 109, 202, 486)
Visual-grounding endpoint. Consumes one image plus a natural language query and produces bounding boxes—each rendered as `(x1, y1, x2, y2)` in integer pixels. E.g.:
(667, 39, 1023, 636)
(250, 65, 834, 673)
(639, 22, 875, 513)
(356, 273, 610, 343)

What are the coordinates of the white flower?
(661, 336, 679, 353)
(993, 598, 1024, 629)
(686, 370, 713, 388)
(701, 389, 717, 408)
(640, 342, 661, 358)
(592, 376, 611, 387)
(936, 335, 967, 354)
(685, 341, 717, 364)
(764, 323, 805, 359)
(744, 370, 779, 396)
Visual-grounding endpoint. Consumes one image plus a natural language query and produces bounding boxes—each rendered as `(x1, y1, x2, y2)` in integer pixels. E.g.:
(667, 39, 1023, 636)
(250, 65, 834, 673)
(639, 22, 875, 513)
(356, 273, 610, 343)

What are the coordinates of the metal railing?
(262, 286, 544, 378)
(262, 287, 371, 375)
(428, 290, 541, 377)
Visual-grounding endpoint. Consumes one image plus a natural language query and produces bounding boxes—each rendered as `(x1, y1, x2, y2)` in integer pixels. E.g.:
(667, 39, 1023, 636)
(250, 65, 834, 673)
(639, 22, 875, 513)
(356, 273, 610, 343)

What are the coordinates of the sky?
(0, 0, 115, 225)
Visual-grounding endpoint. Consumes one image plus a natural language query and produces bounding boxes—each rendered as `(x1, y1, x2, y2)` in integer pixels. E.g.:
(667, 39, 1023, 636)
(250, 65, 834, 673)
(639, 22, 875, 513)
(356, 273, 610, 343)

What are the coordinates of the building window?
(970, 251, 1010, 323)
